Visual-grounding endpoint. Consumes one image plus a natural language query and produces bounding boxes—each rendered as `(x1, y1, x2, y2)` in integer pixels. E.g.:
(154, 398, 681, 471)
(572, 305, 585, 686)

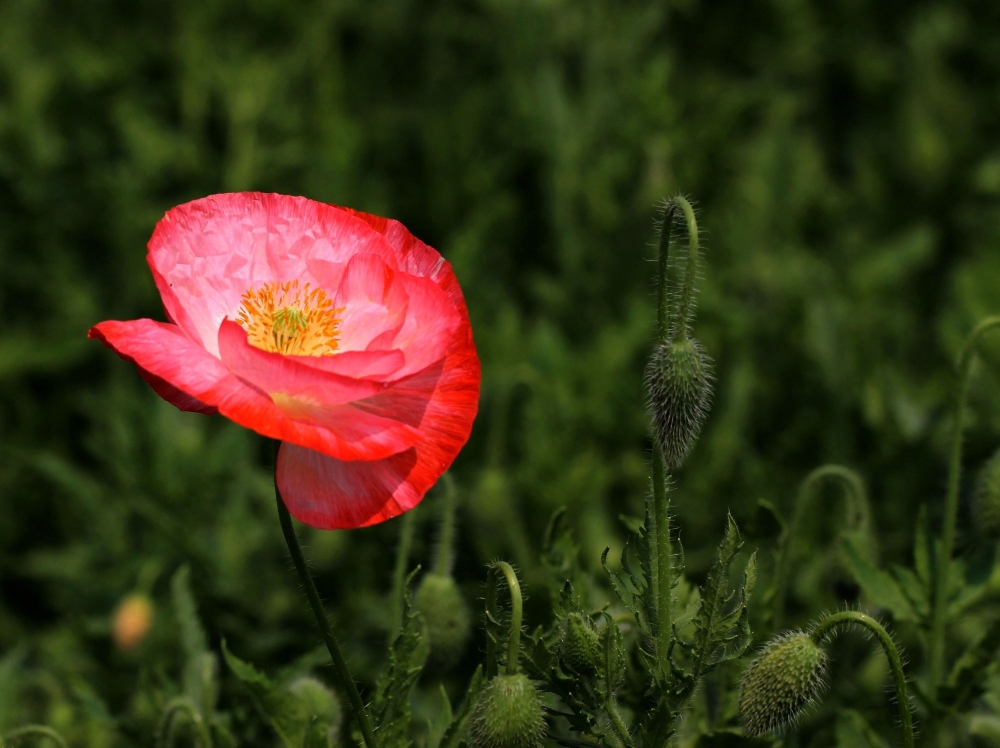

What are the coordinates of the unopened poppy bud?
(646, 338, 713, 468)
(469, 673, 546, 748)
(740, 631, 827, 736)
(113, 593, 154, 651)
(287, 676, 342, 734)
(559, 613, 600, 676)
(974, 449, 1000, 539)
(601, 621, 627, 691)
(415, 573, 471, 668)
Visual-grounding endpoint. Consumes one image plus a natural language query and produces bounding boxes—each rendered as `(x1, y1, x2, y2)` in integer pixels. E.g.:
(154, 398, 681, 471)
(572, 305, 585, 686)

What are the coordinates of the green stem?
(487, 561, 524, 675)
(434, 473, 458, 575)
(929, 316, 1000, 690)
(655, 201, 677, 342)
(2, 726, 70, 748)
(273, 445, 379, 748)
(602, 613, 635, 748)
(811, 612, 914, 748)
(390, 509, 417, 642)
(157, 698, 210, 748)
(772, 465, 868, 628)
(672, 196, 699, 341)
(651, 446, 673, 675)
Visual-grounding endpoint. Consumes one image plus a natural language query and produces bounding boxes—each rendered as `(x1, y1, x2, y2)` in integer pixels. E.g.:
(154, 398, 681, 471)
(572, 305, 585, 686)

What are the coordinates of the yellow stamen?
(236, 281, 342, 356)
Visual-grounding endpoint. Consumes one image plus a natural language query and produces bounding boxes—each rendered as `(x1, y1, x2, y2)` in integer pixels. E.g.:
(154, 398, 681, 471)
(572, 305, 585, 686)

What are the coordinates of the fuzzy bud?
(646, 337, 713, 468)
(287, 676, 342, 736)
(113, 593, 154, 651)
(559, 613, 600, 676)
(740, 631, 827, 737)
(974, 449, 1000, 540)
(469, 674, 546, 748)
(415, 573, 471, 668)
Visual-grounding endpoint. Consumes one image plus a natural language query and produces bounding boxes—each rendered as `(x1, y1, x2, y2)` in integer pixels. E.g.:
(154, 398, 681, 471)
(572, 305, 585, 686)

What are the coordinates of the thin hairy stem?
(273, 444, 379, 748)
(602, 613, 635, 748)
(672, 196, 700, 340)
(3, 726, 70, 748)
(651, 446, 673, 674)
(655, 201, 678, 342)
(811, 612, 914, 748)
(390, 509, 417, 642)
(929, 316, 1000, 689)
(487, 561, 524, 675)
(772, 465, 868, 628)
(157, 698, 210, 748)
(434, 473, 458, 575)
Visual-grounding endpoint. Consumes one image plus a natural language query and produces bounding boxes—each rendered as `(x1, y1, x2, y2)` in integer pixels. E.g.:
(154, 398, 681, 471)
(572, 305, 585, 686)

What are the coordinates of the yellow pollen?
(236, 281, 343, 356)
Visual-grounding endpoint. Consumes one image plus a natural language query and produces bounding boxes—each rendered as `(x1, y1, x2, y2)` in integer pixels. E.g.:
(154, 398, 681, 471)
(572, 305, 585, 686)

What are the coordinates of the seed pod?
(646, 337, 713, 469)
(415, 573, 471, 668)
(740, 631, 827, 736)
(287, 676, 342, 731)
(469, 673, 546, 748)
(559, 613, 601, 676)
(113, 593, 154, 651)
(974, 449, 1000, 540)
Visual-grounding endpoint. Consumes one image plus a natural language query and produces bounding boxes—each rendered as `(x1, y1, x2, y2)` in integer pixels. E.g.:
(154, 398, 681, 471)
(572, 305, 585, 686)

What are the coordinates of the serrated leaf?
(222, 641, 332, 748)
(427, 685, 453, 748)
(370, 568, 428, 748)
(888, 564, 929, 619)
(439, 665, 485, 748)
(840, 534, 919, 623)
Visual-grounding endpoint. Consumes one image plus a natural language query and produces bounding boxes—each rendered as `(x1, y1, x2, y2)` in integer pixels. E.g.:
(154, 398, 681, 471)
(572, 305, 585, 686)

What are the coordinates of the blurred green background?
(3, 0, 1000, 744)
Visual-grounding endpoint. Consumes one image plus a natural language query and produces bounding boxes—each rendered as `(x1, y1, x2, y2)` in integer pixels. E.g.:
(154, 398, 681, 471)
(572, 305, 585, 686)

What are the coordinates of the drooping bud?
(468, 673, 547, 748)
(287, 676, 342, 737)
(415, 573, 471, 668)
(740, 631, 827, 737)
(113, 593, 155, 651)
(974, 449, 1000, 539)
(559, 613, 600, 676)
(646, 337, 713, 468)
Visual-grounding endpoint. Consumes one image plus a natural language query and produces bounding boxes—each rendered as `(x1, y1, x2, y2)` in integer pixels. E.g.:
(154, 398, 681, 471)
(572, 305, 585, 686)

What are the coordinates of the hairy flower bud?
(559, 613, 600, 676)
(287, 676, 342, 735)
(469, 674, 546, 748)
(415, 573, 471, 668)
(646, 338, 713, 468)
(113, 593, 154, 651)
(740, 631, 827, 736)
(974, 449, 1000, 539)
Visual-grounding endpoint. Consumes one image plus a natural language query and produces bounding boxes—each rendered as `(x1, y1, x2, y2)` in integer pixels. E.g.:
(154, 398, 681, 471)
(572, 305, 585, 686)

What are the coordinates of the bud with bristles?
(415, 573, 471, 668)
(559, 613, 600, 676)
(974, 449, 1000, 540)
(468, 673, 546, 748)
(646, 337, 713, 468)
(740, 631, 827, 736)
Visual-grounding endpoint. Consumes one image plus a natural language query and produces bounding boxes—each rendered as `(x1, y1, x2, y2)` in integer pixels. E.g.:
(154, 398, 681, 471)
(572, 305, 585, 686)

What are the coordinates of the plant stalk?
(2, 726, 70, 748)
(273, 444, 379, 748)
(672, 195, 700, 340)
(434, 473, 457, 575)
(390, 509, 417, 642)
(811, 611, 914, 748)
(487, 561, 524, 675)
(929, 316, 1000, 689)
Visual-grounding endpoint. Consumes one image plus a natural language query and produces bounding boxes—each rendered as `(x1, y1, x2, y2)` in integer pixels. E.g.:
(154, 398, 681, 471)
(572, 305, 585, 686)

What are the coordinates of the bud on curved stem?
(810, 612, 914, 748)
(771, 465, 869, 628)
(486, 561, 524, 677)
(930, 316, 1000, 690)
(272, 442, 379, 748)
(2, 726, 70, 748)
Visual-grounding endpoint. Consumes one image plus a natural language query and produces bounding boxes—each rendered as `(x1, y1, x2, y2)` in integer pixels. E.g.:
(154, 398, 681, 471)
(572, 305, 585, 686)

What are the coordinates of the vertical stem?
(390, 509, 417, 641)
(488, 561, 524, 675)
(672, 196, 699, 340)
(273, 444, 379, 748)
(929, 316, 1000, 689)
(656, 201, 678, 342)
(811, 612, 914, 748)
(652, 446, 673, 674)
(434, 473, 457, 575)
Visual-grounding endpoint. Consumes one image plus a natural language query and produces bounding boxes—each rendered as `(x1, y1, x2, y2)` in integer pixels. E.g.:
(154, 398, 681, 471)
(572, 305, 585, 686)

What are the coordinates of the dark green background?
(3, 0, 1000, 744)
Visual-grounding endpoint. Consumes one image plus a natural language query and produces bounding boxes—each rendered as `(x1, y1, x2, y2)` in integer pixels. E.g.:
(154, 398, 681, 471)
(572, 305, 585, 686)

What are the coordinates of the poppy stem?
(273, 444, 379, 748)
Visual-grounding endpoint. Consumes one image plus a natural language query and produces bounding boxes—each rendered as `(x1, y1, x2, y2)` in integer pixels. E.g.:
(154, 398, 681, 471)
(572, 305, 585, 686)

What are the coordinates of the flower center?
(236, 281, 342, 356)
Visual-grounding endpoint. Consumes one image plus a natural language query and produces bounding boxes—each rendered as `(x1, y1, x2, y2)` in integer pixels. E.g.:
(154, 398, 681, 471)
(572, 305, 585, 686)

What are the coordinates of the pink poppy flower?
(89, 193, 480, 529)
